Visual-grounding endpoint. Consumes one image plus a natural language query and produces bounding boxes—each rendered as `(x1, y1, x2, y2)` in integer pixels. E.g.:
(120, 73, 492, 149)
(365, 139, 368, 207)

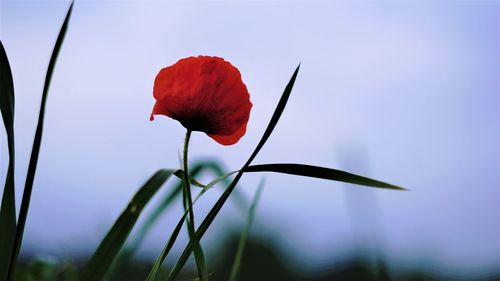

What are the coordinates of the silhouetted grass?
(16, 233, 500, 281)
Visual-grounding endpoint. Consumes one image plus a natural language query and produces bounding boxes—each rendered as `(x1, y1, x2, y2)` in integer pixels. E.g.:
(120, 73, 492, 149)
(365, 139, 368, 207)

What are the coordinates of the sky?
(0, 0, 499, 277)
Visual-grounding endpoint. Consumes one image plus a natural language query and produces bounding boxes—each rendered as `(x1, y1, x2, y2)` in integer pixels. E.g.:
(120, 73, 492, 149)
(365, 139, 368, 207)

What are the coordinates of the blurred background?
(0, 1, 499, 280)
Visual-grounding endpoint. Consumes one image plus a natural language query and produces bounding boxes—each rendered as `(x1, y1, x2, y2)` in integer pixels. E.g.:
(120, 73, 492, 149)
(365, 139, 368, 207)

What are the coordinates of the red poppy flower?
(151, 56, 252, 145)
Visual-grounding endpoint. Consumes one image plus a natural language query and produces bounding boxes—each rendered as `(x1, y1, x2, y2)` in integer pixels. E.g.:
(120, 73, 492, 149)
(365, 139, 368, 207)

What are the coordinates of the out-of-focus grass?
(16, 259, 78, 281)
(16, 233, 500, 281)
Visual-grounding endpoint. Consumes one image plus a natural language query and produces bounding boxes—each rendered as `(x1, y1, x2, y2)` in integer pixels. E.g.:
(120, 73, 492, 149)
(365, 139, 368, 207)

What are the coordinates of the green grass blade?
(80, 169, 176, 281)
(195, 171, 239, 199)
(102, 181, 184, 281)
(6, 3, 73, 280)
(229, 178, 265, 281)
(244, 64, 300, 167)
(0, 41, 14, 119)
(193, 162, 247, 212)
(127, 183, 182, 254)
(146, 170, 238, 281)
(0, 40, 16, 281)
(174, 170, 204, 188)
(145, 205, 188, 281)
(108, 163, 244, 281)
(120, 164, 210, 276)
(181, 131, 208, 281)
(244, 163, 405, 190)
(145, 169, 238, 281)
(137, 163, 210, 246)
(166, 64, 300, 281)
(129, 161, 240, 254)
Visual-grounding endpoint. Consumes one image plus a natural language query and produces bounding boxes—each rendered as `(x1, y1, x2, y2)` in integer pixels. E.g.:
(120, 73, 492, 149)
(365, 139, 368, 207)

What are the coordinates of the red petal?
(207, 121, 248, 146)
(151, 56, 252, 145)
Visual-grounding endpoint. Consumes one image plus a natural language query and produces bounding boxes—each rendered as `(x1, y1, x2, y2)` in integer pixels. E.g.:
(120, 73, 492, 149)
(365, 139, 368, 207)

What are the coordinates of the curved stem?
(182, 130, 192, 213)
(182, 130, 208, 281)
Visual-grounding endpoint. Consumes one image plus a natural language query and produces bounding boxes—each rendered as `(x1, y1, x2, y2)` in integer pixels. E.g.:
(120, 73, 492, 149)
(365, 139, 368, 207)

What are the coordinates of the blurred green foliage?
(15, 233, 500, 281)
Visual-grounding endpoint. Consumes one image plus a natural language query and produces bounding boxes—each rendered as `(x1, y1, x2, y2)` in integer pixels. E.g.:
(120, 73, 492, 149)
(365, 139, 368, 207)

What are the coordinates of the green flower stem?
(182, 130, 208, 281)
(182, 130, 192, 223)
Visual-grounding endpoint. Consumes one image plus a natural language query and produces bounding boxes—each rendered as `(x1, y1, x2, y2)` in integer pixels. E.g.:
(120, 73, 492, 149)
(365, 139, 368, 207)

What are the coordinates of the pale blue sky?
(0, 0, 499, 276)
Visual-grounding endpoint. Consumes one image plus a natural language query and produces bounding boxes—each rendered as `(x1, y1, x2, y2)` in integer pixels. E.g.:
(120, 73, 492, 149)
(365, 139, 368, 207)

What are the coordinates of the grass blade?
(81, 169, 176, 281)
(166, 64, 300, 281)
(6, 3, 73, 280)
(244, 64, 300, 167)
(181, 131, 208, 281)
(106, 162, 245, 281)
(174, 170, 204, 188)
(244, 163, 405, 190)
(181, 170, 240, 205)
(146, 170, 238, 281)
(145, 203, 188, 281)
(129, 161, 241, 254)
(0, 40, 16, 281)
(128, 182, 182, 252)
(229, 178, 265, 281)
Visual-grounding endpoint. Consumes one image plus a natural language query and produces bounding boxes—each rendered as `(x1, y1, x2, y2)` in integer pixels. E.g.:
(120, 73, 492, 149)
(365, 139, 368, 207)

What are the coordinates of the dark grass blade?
(145, 204, 188, 281)
(127, 183, 182, 252)
(104, 161, 241, 281)
(166, 64, 300, 281)
(174, 170, 204, 187)
(103, 181, 182, 281)
(6, 3, 73, 280)
(127, 162, 217, 256)
(0, 40, 16, 281)
(146, 169, 239, 281)
(181, 132, 208, 281)
(129, 161, 242, 253)
(229, 178, 265, 281)
(244, 64, 300, 167)
(192, 161, 247, 211)
(80, 169, 176, 281)
(244, 164, 405, 190)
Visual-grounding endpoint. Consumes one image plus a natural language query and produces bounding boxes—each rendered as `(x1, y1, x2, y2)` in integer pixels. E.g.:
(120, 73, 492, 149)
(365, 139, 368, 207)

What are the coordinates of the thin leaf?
(125, 161, 232, 258)
(194, 162, 247, 211)
(195, 170, 239, 199)
(181, 131, 208, 281)
(6, 2, 73, 280)
(127, 183, 182, 251)
(174, 170, 204, 188)
(146, 169, 238, 281)
(166, 64, 301, 281)
(244, 164, 405, 190)
(145, 205, 187, 281)
(0, 40, 16, 281)
(229, 178, 265, 281)
(244, 65, 301, 167)
(80, 169, 176, 281)
(110, 164, 244, 281)
(101, 183, 182, 281)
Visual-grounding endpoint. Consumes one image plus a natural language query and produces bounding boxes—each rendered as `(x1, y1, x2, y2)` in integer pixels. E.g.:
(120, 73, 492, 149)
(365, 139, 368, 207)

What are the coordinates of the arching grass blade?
(181, 131, 208, 281)
(103, 161, 241, 281)
(229, 178, 265, 281)
(146, 169, 239, 281)
(244, 163, 405, 190)
(80, 169, 176, 281)
(166, 64, 300, 281)
(129, 161, 241, 254)
(244, 64, 300, 167)
(6, 2, 73, 280)
(145, 203, 188, 281)
(0, 40, 16, 281)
